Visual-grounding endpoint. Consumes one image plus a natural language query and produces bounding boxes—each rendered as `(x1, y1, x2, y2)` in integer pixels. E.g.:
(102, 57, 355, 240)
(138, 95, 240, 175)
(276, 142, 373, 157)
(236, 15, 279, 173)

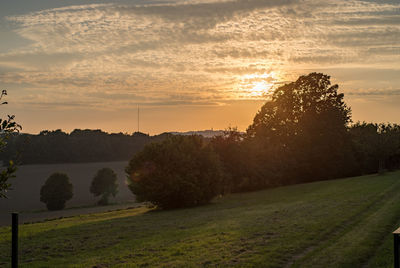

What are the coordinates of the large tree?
(247, 73, 354, 183)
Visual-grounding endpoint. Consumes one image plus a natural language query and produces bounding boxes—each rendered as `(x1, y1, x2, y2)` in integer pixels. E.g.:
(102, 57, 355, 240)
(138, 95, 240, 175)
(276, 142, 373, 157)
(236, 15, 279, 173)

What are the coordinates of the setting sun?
(237, 72, 278, 98)
(249, 81, 273, 96)
(0, 1, 398, 133)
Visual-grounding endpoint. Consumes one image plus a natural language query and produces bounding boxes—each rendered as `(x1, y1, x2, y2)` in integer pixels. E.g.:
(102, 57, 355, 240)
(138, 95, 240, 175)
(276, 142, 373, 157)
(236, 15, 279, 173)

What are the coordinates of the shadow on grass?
(1, 171, 399, 267)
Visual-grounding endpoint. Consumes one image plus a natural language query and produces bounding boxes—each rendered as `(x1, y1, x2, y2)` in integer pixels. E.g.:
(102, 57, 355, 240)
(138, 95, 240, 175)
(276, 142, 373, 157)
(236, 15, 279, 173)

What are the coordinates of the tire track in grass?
(293, 176, 400, 267)
(308, 185, 400, 267)
(285, 176, 400, 267)
(365, 216, 400, 268)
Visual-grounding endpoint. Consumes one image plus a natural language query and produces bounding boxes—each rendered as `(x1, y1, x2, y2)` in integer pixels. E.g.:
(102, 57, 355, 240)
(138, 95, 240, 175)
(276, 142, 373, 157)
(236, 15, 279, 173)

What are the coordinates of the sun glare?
(249, 81, 272, 96)
(237, 72, 277, 98)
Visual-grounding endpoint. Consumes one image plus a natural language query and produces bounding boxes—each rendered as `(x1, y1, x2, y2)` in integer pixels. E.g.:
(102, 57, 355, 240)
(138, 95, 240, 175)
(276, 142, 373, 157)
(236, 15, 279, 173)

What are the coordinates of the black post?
(12, 212, 18, 268)
(395, 232, 400, 268)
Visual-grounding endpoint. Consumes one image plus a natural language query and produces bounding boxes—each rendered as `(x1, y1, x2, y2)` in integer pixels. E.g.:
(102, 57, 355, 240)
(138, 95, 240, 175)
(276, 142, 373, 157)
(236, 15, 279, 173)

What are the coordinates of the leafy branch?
(0, 89, 22, 198)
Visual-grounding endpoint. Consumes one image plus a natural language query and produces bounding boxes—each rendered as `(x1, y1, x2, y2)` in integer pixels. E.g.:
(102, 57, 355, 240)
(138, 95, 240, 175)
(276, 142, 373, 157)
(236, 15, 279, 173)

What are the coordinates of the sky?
(0, 0, 399, 135)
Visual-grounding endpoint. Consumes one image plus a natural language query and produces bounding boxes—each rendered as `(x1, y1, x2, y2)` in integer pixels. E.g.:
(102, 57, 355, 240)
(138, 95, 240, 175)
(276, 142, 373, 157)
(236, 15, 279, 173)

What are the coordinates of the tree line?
(0, 129, 170, 165)
(126, 73, 400, 209)
(211, 73, 400, 194)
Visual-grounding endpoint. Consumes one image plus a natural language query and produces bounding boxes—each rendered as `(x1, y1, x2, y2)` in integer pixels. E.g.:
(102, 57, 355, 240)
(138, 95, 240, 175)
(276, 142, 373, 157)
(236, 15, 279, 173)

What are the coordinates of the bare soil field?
(0, 161, 135, 223)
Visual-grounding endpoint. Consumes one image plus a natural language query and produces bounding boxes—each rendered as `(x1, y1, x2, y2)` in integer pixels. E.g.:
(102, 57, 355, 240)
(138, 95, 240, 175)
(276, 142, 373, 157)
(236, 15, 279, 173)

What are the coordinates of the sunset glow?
(237, 72, 277, 98)
(1, 2, 400, 265)
(0, 0, 399, 134)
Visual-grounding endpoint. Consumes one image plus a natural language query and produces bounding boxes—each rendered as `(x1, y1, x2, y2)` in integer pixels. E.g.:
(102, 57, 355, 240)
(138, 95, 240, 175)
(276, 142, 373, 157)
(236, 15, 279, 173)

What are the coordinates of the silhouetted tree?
(40, 173, 73, 210)
(247, 73, 354, 184)
(126, 135, 223, 209)
(90, 168, 118, 205)
(0, 89, 22, 198)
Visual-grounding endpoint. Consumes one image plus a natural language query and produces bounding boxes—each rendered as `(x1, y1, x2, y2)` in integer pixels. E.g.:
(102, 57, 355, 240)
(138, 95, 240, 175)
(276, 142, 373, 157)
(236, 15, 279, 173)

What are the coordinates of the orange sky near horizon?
(0, 0, 399, 134)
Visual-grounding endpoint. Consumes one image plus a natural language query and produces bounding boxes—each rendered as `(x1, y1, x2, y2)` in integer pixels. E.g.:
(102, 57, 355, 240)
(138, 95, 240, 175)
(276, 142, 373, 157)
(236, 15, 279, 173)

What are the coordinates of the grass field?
(1, 171, 400, 267)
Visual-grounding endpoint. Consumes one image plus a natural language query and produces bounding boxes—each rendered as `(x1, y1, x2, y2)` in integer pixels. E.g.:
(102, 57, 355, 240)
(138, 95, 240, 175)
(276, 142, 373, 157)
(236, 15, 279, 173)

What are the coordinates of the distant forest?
(0, 129, 172, 165)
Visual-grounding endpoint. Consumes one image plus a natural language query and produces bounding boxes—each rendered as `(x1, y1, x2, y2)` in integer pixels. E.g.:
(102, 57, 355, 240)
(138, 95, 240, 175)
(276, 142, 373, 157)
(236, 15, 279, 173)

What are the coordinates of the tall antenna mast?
(137, 104, 140, 133)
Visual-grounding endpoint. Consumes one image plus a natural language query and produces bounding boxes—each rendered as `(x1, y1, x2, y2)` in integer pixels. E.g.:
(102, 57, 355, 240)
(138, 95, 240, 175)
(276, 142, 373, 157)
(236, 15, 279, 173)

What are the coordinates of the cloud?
(0, 0, 399, 110)
(0, 51, 82, 70)
(346, 89, 400, 96)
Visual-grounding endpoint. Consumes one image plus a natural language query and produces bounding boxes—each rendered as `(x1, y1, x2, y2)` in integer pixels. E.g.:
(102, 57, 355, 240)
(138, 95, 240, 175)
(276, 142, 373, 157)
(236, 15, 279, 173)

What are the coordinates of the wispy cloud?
(0, 0, 399, 110)
(347, 88, 400, 96)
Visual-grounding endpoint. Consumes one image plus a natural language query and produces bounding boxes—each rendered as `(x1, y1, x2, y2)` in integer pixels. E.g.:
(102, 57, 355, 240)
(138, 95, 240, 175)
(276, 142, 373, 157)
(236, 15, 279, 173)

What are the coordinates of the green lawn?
(1, 171, 400, 267)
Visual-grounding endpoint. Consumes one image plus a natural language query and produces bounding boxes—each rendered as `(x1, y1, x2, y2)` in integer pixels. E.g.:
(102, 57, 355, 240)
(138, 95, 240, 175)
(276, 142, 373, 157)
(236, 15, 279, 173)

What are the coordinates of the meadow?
(0, 171, 399, 267)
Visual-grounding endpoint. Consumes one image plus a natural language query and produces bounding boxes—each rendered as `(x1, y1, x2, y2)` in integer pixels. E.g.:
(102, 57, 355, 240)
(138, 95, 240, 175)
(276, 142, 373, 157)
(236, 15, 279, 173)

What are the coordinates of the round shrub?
(126, 135, 223, 209)
(40, 172, 73, 210)
(90, 167, 118, 205)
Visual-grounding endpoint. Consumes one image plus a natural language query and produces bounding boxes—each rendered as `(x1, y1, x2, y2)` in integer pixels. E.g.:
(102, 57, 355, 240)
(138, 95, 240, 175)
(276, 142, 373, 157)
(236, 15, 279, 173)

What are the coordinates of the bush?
(40, 172, 73, 210)
(126, 135, 223, 209)
(90, 168, 118, 205)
